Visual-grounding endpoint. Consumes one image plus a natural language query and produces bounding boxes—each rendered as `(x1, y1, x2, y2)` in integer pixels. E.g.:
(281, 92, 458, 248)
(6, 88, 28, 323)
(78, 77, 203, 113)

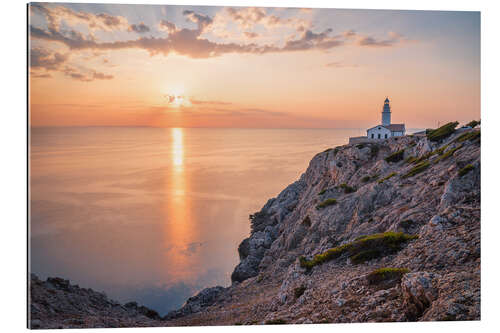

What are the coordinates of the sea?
(29, 127, 366, 315)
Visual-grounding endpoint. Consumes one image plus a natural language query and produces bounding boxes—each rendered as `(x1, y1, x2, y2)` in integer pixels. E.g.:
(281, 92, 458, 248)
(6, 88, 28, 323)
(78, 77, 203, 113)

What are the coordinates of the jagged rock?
(165, 286, 225, 320)
(401, 272, 440, 320)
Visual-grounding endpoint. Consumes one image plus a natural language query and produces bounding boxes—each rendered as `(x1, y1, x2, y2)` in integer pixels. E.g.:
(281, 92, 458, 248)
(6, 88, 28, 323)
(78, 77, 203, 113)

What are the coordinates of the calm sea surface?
(29, 127, 365, 314)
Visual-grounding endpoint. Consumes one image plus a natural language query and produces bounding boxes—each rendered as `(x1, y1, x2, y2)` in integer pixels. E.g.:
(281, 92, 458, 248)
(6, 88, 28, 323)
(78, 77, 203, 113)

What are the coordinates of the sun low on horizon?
(29, 3, 480, 129)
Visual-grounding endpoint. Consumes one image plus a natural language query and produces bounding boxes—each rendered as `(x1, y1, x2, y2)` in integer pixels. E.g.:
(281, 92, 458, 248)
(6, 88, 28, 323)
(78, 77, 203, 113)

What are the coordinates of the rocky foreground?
(30, 125, 480, 328)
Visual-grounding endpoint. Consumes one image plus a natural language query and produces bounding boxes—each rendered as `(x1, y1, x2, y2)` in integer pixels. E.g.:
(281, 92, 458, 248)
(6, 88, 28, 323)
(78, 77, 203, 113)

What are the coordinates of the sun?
(163, 85, 191, 108)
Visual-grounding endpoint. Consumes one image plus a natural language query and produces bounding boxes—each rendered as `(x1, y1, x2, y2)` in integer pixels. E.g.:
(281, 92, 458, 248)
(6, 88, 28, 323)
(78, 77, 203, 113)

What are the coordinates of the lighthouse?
(382, 97, 391, 126)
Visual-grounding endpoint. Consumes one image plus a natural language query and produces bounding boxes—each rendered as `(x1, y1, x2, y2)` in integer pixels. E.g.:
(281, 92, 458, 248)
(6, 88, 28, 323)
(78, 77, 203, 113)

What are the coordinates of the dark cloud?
(30, 47, 69, 71)
(128, 22, 150, 34)
(283, 28, 343, 51)
(158, 20, 177, 33)
(182, 10, 213, 31)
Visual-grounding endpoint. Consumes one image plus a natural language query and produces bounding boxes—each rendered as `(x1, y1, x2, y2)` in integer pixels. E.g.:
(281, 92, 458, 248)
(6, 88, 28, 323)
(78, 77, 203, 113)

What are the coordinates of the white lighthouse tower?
(382, 97, 391, 126)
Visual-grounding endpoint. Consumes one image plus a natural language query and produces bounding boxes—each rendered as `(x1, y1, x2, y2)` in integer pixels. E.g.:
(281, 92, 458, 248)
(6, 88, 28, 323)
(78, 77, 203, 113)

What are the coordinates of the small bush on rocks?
(426, 122, 459, 141)
(318, 189, 327, 195)
(385, 149, 405, 163)
(402, 161, 430, 178)
(458, 164, 475, 177)
(454, 130, 480, 143)
(361, 175, 371, 182)
(366, 267, 410, 285)
(378, 172, 397, 184)
(433, 145, 462, 164)
(340, 183, 356, 194)
(316, 198, 337, 209)
(299, 232, 417, 269)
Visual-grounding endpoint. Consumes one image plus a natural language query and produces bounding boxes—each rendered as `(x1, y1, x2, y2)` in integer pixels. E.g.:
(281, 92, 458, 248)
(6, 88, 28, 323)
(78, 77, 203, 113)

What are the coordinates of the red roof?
(383, 124, 405, 132)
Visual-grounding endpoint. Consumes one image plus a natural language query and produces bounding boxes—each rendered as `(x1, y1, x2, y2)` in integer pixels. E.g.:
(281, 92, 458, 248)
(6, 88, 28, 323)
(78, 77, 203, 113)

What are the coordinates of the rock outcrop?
(30, 127, 481, 327)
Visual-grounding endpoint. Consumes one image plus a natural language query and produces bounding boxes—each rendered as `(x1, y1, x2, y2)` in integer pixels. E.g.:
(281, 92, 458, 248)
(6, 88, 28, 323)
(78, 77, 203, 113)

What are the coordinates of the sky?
(29, 2, 480, 128)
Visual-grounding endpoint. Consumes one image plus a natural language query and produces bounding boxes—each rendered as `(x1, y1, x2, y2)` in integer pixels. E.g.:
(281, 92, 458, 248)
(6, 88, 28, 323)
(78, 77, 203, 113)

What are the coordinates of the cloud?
(244, 31, 259, 39)
(182, 10, 213, 32)
(189, 99, 232, 105)
(325, 61, 359, 68)
(128, 22, 150, 34)
(158, 20, 177, 33)
(30, 5, 411, 62)
(30, 3, 129, 32)
(30, 47, 69, 71)
(62, 66, 114, 82)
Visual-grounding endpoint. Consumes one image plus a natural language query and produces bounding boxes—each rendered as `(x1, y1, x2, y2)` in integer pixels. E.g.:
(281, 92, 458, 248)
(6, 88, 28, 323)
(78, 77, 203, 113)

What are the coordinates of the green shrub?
(426, 122, 459, 141)
(294, 286, 306, 299)
(378, 172, 397, 184)
(371, 174, 380, 181)
(318, 189, 327, 195)
(316, 198, 337, 209)
(433, 145, 462, 164)
(454, 130, 480, 143)
(384, 149, 405, 163)
(299, 232, 417, 269)
(405, 156, 417, 164)
(431, 144, 449, 156)
(366, 267, 410, 285)
(265, 319, 287, 325)
(340, 183, 356, 193)
(466, 120, 480, 128)
(361, 176, 371, 182)
(458, 164, 475, 177)
(402, 161, 430, 178)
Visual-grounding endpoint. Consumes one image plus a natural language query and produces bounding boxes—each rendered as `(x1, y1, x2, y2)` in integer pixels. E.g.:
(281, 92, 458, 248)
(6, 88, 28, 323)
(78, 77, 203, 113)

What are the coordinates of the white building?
(349, 97, 406, 144)
(366, 98, 405, 140)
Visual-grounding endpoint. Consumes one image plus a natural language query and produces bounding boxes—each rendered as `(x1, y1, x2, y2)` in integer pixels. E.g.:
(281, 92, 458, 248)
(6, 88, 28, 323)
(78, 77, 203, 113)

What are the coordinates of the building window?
(371, 133, 374, 139)
(385, 134, 388, 139)
(378, 134, 380, 139)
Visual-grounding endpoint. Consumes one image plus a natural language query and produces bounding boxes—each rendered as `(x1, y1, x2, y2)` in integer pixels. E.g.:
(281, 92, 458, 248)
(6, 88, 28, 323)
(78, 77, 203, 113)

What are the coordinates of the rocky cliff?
(30, 126, 480, 328)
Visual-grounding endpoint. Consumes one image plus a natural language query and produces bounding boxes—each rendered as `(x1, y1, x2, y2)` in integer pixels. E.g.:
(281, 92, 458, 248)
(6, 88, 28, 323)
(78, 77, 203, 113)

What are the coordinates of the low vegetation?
(299, 232, 418, 269)
(402, 161, 430, 179)
(361, 175, 371, 182)
(405, 156, 417, 164)
(340, 183, 356, 194)
(458, 164, 475, 177)
(466, 120, 480, 128)
(378, 172, 397, 184)
(316, 198, 337, 209)
(426, 121, 459, 142)
(454, 130, 480, 143)
(384, 149, 405, 163)
(366, 267, 410, 285)
(433, 145, 462, 164)
(294, 286, 306, 299)
(318, 189, 327, 195)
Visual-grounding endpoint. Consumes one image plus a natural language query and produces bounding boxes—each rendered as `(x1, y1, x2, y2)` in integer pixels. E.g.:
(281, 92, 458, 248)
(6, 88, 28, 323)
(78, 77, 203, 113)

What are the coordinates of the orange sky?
(29, 3, 480, 129)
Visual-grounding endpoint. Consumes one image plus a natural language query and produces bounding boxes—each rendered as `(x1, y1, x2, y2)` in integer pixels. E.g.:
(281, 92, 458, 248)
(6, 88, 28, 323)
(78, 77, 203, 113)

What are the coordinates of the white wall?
(367, 126, 392, 139)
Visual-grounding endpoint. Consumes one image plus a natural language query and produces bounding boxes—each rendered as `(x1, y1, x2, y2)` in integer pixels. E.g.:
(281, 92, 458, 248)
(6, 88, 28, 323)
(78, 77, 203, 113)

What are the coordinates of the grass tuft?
(384, 149, 405, 163)
(426, 122, 459, 141)
(466, 120, 480, 128)
(340, 183, 356, 194)
(402, 161, 430, 178)
(316, 198, 337, 209)
(361, 175, 371, 182)
(378, 172, 397, 184)
(299, 232, 417, 269)
(318, 189, 327, 195)
(458, 164, 475, 177)
(454, 130, 480, 143)
(433, 145, 462, 164)
(366, 267, 410, 285)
